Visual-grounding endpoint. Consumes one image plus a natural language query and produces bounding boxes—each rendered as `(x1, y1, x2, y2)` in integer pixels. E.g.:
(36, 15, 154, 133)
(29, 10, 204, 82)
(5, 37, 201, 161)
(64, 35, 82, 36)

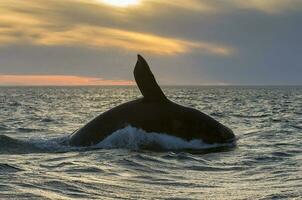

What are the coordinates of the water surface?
(0, 86, 301, 199)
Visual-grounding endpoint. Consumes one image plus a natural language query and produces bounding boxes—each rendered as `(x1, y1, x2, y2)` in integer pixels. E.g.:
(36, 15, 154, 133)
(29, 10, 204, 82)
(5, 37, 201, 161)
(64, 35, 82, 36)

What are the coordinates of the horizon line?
(0, 84, 301, 87)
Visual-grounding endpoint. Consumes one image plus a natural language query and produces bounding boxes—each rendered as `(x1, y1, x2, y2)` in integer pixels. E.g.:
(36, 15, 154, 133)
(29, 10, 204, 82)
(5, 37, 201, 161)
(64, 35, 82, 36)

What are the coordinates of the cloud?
(0, 25, 232, 55)
(231, 0, 302, 14)
(0, 0, 301, 85)
(140, 0, 216, 12)
(144, 0, 302, 14)
(0, 0, 233, 56)
(0, 74, 134, 86)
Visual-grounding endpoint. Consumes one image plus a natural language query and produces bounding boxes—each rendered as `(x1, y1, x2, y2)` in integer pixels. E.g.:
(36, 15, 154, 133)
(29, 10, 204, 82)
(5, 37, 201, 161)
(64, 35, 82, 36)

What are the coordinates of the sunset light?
(100, 0, 140, 7)
(0, 0, 301, 85)
(0, 75, 134, 86)
(0, 0, 301, 199)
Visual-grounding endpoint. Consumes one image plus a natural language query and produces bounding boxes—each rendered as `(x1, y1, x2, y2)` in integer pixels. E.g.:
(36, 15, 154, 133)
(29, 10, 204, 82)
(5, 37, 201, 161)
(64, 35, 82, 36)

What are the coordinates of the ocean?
(0, 86, 301, 199)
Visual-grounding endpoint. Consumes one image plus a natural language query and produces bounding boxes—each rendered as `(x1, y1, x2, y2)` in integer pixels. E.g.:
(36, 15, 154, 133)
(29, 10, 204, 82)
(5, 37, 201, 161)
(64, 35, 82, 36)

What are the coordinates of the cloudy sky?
(0, 0, 301, 85)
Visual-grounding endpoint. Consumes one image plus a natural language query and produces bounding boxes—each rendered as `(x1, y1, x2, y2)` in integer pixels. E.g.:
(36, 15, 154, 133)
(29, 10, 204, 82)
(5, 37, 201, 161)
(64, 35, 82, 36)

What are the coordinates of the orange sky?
(0, 0, 301, 85)
(0, 75, 134, 86)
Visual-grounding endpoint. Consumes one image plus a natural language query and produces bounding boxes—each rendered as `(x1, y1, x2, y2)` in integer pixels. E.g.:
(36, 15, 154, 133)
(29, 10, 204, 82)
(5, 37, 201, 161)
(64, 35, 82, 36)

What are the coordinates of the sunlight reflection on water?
(0, 86, 301, 199)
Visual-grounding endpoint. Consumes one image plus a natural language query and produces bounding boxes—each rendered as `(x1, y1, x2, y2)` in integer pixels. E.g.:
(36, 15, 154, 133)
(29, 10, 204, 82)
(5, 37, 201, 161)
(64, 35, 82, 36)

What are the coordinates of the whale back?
(134, 55, 167, 102)
(69, 55, 235, 146)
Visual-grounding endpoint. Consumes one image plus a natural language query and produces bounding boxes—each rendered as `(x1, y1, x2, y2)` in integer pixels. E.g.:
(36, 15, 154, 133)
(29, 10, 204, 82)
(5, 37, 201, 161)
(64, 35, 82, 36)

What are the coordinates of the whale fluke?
(134, 54, 167, 102)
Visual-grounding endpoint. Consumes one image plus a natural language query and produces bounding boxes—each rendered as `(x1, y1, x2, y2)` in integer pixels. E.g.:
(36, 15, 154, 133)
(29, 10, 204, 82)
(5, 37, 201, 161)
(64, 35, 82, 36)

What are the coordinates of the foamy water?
(0, 86, 301, 199)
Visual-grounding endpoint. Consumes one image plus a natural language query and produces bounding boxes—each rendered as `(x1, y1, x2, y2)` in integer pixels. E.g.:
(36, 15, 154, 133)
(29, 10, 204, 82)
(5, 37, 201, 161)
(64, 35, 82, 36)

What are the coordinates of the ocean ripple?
(0, 86, 301, 199)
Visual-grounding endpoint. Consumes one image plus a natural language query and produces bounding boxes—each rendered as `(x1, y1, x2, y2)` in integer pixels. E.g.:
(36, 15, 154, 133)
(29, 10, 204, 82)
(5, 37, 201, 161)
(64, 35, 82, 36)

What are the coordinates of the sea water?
(0, 86, 301, 199)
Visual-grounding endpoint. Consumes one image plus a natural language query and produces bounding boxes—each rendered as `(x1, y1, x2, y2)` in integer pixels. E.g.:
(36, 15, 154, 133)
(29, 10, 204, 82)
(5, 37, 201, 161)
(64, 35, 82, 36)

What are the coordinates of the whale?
(68, 55, 235, 146)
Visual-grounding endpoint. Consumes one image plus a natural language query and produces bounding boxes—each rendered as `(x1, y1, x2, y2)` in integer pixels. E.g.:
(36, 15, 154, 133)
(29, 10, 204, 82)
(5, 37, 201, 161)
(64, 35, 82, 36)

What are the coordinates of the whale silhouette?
(69, 55, 235, 146)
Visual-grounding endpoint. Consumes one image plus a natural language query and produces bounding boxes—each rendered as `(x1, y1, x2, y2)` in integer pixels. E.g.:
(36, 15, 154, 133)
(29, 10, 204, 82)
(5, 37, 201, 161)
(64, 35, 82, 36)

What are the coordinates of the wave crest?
(96, 126, 235, 151)
(0, 126, 236, 153)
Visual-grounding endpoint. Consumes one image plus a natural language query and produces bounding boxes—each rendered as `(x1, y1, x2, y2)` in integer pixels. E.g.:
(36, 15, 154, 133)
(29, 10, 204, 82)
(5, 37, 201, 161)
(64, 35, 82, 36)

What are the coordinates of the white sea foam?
(95, 126, 235, 150)
(26, 126, 235, 152)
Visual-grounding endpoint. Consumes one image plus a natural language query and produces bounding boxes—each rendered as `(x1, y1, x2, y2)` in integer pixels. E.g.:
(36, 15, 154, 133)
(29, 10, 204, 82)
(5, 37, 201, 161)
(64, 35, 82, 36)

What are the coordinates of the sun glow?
(0, 75, 134, 86)
(100, 0, 140, 7)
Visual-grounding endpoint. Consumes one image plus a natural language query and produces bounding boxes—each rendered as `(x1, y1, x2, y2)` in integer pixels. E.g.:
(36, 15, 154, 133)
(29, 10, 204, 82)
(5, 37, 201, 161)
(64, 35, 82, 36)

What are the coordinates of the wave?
(0, 126, 236, 154)
(16, 127, 45, 133)
(40, 118, 56, 123)
(0, 125, 9, 131)
(95, 126, 236, 151)
(232, 114, 270, 118)
(0, 163, 23, 173)
(0, 135, 41, 154)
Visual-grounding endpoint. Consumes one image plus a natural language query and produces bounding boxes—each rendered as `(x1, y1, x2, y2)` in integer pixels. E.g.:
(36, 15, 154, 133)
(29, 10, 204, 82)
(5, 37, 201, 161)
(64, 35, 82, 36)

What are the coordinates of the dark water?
(0, 86, 301, 199)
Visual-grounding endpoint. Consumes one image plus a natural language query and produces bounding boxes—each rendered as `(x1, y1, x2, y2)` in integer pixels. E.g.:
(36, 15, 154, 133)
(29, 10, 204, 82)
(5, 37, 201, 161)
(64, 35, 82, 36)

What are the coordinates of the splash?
(96, 126, 235, 151)
(0, 126, 236, 153)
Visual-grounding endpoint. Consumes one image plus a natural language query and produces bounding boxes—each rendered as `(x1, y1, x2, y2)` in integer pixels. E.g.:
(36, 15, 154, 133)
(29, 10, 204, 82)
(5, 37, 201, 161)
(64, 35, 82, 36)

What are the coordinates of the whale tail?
(134, 54, 167, 102)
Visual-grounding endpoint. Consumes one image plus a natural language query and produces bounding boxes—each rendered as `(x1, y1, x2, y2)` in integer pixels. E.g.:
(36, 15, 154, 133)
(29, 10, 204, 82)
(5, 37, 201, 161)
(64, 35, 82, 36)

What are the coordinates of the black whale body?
(69, 55, 235, 146)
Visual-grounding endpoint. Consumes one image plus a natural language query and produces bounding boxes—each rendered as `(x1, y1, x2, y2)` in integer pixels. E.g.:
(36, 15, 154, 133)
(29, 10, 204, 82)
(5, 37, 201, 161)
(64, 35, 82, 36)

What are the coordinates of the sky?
(0, 0, 301, 86)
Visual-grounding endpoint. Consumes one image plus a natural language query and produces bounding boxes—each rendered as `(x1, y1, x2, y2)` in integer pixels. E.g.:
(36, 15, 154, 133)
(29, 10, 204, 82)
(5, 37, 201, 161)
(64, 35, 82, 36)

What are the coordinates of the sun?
(100, 0, 140, 7)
